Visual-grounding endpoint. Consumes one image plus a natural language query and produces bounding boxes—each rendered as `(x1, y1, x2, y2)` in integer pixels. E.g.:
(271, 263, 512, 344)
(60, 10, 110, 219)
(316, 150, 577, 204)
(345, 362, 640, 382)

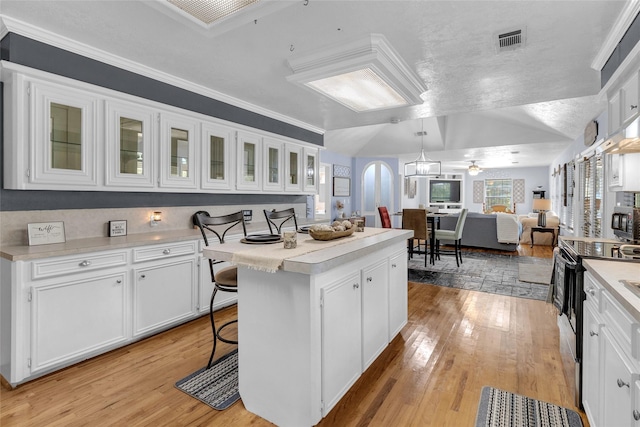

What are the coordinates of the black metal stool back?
(263, 208, 299, 234)
(192, 210, 246, 368)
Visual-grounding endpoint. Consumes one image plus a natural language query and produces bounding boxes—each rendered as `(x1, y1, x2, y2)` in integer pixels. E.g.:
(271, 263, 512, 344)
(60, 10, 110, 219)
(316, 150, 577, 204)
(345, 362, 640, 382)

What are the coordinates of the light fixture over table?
(404, 119, 441, 177)
(287, 34, 427, 112)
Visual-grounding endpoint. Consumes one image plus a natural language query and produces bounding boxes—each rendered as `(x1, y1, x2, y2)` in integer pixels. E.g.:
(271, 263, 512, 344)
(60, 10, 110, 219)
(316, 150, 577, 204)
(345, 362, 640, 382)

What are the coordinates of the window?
(560, 161, 575, 232)
(580, 155, 603, 237)
(484, 179, 512, 211)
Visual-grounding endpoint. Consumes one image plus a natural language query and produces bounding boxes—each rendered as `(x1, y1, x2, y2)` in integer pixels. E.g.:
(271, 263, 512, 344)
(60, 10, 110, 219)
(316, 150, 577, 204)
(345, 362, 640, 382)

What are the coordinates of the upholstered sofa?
(518, 212, 560, 245)
(439, 212, 520, 251)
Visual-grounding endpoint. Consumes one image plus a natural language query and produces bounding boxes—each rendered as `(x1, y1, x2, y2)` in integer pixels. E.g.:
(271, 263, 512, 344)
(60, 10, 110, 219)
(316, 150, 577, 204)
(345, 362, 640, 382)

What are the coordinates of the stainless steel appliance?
(554, 238, 639, 408)
(611, 206, 640, 243)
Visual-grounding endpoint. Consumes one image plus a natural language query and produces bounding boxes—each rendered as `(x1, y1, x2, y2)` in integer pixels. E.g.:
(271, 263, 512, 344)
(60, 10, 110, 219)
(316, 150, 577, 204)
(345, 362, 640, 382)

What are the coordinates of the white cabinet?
(583, 302, 603, 427)
(303, 147, 318, 193)
(132, 242, 197, 336)
(285, 144, 302, 192)
(361, 261, 389, 369)
(236, 130, 262, 191)
(159, 112, 198, 190)
(388, 250, 408, 340)
(30, 271, 128, 374)
(622, 71, 640, 125)
(610, 90, 622, 135)
(262, 137, 284, 192)
(321, 272, 362, 414)
(200, 121, 235, 191)
(602, 328, 635, 427)
(105, 99, 155, 189)
(29, 79, 99, 189)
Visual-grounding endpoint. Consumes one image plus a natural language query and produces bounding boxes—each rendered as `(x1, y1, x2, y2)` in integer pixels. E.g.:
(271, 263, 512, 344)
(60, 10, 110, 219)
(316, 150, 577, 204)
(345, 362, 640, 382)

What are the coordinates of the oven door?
(554, 248, 576, 317)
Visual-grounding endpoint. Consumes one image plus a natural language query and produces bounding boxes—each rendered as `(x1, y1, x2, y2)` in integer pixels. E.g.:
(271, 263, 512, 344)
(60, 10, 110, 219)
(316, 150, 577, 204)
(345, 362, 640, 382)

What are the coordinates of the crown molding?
(592, 0, 640, 70)
(0, 15, 324, 135)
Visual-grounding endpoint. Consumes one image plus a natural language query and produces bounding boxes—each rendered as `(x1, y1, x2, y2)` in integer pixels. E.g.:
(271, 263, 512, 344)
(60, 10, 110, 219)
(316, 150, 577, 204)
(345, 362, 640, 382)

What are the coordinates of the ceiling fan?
(468, 161, 483, 176)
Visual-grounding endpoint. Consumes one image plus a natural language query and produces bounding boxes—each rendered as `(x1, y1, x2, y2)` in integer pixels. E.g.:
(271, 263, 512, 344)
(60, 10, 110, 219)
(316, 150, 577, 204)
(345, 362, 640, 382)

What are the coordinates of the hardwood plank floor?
(2, 245, 586, 426)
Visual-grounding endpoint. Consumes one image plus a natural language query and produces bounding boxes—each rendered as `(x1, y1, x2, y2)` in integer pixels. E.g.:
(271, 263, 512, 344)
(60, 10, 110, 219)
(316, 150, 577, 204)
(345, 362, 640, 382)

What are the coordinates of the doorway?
(362, 161, 394, 227)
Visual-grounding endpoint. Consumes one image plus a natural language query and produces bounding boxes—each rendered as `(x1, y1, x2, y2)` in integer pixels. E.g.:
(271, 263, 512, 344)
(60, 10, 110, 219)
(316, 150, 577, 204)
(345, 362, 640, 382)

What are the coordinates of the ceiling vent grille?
(496, 28, 525, 52)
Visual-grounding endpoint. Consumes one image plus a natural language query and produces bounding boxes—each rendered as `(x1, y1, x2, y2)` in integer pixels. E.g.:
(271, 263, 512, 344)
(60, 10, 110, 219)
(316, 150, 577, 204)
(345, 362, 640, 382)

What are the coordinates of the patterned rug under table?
(175, 349, 240, 410)
(475, 386, 583, 427)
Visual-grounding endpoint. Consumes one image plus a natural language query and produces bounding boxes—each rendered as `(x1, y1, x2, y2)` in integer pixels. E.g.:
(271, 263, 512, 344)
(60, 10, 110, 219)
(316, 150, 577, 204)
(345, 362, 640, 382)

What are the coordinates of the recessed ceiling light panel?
(287, 34, 427, 112)
(167, 0, 260, 25)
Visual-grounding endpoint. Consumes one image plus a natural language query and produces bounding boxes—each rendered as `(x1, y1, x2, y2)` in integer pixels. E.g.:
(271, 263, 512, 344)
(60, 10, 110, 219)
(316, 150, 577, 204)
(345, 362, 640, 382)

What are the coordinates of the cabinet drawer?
(31, 251, 128, 280)
(584, 271, 604, 312)
(132, 241, 197, 263)
(602, 291, 640, 358)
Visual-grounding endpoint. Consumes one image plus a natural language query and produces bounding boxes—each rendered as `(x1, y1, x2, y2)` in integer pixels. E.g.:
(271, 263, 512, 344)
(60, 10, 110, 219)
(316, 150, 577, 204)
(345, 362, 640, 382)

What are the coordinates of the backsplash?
(0, 203, 306, 247)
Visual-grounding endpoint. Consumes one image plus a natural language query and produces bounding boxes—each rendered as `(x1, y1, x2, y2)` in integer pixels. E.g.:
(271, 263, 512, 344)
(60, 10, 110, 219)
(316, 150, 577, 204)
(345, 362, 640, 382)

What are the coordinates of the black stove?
(559, 238, 623, 260)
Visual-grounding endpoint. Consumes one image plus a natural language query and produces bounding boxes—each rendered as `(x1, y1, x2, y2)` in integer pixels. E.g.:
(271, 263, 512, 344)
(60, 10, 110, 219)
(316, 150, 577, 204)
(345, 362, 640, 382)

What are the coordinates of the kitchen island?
(202, 228, 413, 426)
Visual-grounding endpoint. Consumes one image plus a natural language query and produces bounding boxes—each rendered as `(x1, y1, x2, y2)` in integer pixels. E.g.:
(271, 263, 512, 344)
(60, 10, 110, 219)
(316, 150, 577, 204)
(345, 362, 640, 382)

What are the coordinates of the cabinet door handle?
(589, 330, 598, 337)
(353, 283, 359, 289)
(586, 288, 595, 296)
(367, 277, 373, 282)
(617, 378, 630, 388)
(116, 279, 122, 284)
(79, 260, 91, 267)
(163, 249, 171, 255)
(391, 263, 397, 268)
(631, 104, 638, 110)
(140, 274, 146, 280)
(634, 409, 640, 421)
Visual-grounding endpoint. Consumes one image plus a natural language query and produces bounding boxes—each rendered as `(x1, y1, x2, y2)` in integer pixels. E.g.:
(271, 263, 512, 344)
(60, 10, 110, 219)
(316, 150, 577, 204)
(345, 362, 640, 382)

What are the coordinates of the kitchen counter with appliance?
(202, 228, 412, 427)
(583, 258, 640, 321)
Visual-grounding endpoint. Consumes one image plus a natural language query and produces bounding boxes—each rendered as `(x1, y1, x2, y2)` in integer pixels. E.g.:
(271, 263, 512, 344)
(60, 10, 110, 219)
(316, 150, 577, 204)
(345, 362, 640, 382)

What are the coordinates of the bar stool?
(263, 208, 299, 233)
(193, 210, 246, 368)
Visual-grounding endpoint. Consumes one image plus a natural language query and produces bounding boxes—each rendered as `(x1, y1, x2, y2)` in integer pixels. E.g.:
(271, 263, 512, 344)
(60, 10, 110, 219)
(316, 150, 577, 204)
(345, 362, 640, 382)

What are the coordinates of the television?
(429, 180, 461, 203)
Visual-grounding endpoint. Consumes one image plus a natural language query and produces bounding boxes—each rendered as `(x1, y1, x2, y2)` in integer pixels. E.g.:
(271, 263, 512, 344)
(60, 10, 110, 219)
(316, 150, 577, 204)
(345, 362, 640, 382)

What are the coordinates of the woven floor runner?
(475, 386, 583, 427)
(175, 349, 240, 410)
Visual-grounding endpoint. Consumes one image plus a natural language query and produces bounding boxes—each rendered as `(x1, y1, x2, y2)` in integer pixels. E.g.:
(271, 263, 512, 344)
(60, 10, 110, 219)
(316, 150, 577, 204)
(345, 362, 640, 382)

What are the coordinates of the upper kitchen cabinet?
(304, 147, 318, 193)
(607, 66, 640, 136)
(201, 122, 235, 191)
(105, 100, 155, 189)
(159, 113, 198, 190)
(285, 144, 302, 192)
(263, 137, 284, 192)
(236, 131, 262, 191)
(3, 71, 99, 190)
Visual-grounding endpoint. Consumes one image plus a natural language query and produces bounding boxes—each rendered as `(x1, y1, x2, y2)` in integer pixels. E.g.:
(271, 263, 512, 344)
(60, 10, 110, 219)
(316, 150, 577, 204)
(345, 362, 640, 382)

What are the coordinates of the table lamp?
(532, 198, 552, 227)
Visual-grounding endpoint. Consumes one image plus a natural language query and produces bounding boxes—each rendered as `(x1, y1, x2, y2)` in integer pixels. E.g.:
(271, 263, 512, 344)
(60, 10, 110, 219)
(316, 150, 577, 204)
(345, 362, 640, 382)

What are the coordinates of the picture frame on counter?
(27, 221, 66, 246)
(108, 220, 128, 237)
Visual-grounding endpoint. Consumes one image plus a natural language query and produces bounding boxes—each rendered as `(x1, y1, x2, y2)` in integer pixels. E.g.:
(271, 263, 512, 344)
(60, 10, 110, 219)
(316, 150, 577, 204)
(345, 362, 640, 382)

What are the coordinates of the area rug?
(175, 349, 240, 410)
(518, 263, 552, 285)
(408, 252, 552, 301)
(475, 386, 583, 427)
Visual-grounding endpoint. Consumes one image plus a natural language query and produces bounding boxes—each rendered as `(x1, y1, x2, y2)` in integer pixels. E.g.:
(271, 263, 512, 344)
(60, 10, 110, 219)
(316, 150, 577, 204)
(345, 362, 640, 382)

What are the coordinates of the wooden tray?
(309, 227, 355, 241)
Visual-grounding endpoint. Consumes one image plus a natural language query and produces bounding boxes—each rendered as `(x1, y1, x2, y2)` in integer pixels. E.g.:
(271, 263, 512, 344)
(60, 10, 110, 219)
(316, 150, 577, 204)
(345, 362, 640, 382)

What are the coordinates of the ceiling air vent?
(496, 28, 526, 52)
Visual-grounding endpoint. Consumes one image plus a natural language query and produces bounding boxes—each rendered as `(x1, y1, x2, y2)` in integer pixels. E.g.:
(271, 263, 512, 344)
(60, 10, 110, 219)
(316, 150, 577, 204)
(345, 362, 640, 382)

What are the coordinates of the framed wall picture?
(333, 177, 350, 196)
(27, 221, 66, 246)
(108, 220, 128, 237)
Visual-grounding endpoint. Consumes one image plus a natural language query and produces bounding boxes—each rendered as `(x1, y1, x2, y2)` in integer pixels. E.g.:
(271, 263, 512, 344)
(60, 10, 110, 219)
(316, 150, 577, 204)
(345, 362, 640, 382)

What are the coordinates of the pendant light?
(404, 119, 441, 177)
(468, 160, 482, 176)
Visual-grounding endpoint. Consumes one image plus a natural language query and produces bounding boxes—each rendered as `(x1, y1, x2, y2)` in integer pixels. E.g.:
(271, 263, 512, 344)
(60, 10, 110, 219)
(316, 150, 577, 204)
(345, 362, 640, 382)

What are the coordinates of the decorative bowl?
(309, 227, 355, 241)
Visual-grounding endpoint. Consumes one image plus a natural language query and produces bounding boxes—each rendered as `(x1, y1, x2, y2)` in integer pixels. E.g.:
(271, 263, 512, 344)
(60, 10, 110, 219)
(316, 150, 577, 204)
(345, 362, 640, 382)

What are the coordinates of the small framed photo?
(28, 221, 66, 246)
(109, 220, 128, 237)
(333, 177, 350, 197)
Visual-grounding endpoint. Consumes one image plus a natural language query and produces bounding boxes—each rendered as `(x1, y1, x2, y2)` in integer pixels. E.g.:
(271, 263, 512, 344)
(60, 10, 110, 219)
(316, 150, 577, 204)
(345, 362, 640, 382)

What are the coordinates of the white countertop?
(203, 228, 413, 275)
(583, 259, 640, 320)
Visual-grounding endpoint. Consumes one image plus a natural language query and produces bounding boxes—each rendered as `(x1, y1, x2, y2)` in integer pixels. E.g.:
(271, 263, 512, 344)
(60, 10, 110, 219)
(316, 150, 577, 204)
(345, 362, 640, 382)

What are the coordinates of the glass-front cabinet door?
(105, 100, 155, 188)
(263, 137, 284, 192)
(304, 147, 318, 193)
(236, 131, 262, 191)
(159, 113, 198, 189)
(285, 144, 302, 192)
(30, 81, 98, 187)
(201, 122, 234, 190)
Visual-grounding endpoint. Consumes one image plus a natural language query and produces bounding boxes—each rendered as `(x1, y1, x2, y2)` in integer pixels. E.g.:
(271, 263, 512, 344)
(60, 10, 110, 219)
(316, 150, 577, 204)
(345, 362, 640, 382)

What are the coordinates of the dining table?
(393, 211, 449, 264)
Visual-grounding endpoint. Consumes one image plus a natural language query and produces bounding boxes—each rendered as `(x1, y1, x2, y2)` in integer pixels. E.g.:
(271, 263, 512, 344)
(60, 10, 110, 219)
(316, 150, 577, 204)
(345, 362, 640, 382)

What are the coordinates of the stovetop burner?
(560, 238, 623, 259)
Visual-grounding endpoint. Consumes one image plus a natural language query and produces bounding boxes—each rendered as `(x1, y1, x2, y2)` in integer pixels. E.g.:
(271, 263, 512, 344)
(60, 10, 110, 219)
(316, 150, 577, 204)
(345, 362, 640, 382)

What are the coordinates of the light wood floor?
(2, 245, 587, 426)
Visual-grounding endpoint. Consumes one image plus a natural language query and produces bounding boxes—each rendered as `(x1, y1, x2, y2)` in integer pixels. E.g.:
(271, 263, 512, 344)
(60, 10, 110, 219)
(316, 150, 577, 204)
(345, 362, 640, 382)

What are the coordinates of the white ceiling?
(0, 0, 629, 172)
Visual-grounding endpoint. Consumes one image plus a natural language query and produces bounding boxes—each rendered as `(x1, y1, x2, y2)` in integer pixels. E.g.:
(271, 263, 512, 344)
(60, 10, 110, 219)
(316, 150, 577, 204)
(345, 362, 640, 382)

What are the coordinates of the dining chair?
(193, 210, 246, 368)
(378, 206, 392, 228)
(402, 208, 429, 267)
(263, 208, 299, 233)
(435, 208, 468, 267)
